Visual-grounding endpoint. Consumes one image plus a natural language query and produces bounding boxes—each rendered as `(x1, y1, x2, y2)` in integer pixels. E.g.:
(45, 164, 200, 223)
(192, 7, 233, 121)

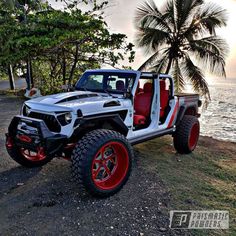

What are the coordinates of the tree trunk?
(68, 45, 79, 87)
(30, 59, 34, 87)
(165, 57, 173, 74)
(26, 60, 31, 90)
(8, 65, 15, 90)
(62, 51, 66, 85)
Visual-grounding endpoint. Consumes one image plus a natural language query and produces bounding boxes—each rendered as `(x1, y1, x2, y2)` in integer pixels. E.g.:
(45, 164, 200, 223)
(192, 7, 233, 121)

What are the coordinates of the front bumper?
(6, 115, 67, 155)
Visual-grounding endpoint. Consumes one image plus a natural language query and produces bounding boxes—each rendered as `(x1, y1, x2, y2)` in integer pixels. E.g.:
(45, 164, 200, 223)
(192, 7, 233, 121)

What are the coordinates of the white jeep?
(6, 69, 201, 197)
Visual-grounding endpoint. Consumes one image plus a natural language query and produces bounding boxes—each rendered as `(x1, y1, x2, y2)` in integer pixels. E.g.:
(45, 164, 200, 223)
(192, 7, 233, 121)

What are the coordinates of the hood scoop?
(55, 93, 98, 104)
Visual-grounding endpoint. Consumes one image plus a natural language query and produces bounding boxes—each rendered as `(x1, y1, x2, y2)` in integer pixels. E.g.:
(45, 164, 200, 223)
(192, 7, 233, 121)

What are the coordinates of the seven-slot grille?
(28, 112, 61, 133)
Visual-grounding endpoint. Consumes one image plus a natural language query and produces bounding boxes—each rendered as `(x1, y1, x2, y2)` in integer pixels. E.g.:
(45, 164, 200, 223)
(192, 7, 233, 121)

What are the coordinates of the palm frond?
(150, 51, 170, 73)
(162, 0, 176, 32)
(182, 55, 210, 102)
(199, 3, 227, 34)
(135, 0, 172, 33)
(188, 36, 228, 77)
(175, 0, 204, 31)
(138, 50, 160, 71)
(187, 2, 227, 37)
(136, 27, 169, 52)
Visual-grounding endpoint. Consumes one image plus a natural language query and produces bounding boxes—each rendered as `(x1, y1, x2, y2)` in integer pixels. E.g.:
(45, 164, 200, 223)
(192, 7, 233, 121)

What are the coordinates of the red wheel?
(188, 123, 200, 150)
(72, 129, 133, 197)
(20, 147, 46, 162)
(91, 142, 129, 190)
(6, 137, 53, 167)
(173, 115, 200, 154)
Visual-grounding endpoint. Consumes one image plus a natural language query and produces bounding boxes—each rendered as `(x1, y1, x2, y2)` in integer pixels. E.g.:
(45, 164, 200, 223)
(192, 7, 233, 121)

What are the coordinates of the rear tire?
(173, 115, 200, 154)
(71, 129, 133, 197)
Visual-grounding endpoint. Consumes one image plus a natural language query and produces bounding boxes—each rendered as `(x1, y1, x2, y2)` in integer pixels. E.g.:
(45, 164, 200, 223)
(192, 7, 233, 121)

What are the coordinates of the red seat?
(135, 81, 144, 95)
(134, 83, 152, 125)
(160, 80, 169, 118)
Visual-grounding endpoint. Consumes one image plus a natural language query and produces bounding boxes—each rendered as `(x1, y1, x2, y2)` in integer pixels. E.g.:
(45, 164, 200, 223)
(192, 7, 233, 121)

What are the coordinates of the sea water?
(200, 79, 236, 142)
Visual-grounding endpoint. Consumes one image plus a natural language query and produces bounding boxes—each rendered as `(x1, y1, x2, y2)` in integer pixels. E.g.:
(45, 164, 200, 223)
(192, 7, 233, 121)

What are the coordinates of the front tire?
(71, 129, 133, 197)
(173, 115, 200, 154)
(6, 145, 53, 168)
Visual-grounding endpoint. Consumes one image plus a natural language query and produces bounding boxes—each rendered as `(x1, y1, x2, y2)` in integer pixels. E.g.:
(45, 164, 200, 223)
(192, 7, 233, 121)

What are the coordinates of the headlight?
(65, 112, 72, 123)
(57, 112, 72, 126)
(22, 104, 30, 116)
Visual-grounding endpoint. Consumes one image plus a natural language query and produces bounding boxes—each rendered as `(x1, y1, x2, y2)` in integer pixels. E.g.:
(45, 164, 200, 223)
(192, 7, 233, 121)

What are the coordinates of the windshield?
(75, 71, 136, 94)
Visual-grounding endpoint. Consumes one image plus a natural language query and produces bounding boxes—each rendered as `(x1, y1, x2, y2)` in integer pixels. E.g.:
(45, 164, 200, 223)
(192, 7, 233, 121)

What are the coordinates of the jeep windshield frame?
(75, 71, 137, 95)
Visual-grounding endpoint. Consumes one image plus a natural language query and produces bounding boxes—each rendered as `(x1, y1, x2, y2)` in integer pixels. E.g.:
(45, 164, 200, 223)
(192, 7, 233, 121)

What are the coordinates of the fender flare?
(73, 112, 129, 137)
(175, 104, 198, 126)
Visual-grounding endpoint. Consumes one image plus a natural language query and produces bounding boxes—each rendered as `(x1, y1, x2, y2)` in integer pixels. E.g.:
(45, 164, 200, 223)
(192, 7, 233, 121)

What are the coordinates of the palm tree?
(135, 0, 228, 102)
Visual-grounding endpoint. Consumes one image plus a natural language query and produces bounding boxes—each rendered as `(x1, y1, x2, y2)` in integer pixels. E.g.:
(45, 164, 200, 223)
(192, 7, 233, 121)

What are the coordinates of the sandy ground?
(0, 94, 234, 236)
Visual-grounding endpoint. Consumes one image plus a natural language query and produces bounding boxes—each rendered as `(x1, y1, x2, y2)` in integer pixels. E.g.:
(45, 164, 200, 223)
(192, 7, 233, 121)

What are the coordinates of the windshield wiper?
(103, 89, 118, 98)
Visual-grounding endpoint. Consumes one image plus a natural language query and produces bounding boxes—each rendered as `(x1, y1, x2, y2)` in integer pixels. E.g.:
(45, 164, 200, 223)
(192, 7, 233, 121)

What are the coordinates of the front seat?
(134, 83, 153, 126)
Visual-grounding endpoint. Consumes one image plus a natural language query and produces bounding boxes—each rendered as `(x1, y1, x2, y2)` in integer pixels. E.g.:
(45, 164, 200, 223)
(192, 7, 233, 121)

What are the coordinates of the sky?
(49, 0, 236, 82)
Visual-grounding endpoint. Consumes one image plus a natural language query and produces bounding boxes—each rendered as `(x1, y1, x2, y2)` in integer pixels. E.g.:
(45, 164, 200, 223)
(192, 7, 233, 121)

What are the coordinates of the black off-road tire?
(7, 146, 53, 168)
(71, 129, 133, 197)
(173, 115, 200, 154)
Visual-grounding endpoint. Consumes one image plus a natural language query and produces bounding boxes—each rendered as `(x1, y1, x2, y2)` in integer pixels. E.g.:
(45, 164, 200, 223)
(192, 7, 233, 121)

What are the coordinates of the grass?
(135, 136, 236, 236)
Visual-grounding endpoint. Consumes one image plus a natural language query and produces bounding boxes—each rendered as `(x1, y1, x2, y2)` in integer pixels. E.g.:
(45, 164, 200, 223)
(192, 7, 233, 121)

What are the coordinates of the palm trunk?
(165, 57, 173, 74)
(8, 65, 15, 90)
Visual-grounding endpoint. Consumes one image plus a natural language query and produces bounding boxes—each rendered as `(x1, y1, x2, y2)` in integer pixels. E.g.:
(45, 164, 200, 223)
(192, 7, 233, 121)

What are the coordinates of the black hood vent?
(55, 93, 98, 104)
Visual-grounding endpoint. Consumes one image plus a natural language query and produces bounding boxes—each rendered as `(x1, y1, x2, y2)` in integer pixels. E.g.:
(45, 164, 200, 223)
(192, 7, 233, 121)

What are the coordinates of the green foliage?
(0, 0, 135, 94)
(135, 0, 228, 103)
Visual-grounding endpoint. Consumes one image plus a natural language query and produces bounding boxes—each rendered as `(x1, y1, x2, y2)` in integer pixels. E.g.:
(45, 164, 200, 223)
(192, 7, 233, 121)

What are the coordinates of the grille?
(28, 112, 61, 133)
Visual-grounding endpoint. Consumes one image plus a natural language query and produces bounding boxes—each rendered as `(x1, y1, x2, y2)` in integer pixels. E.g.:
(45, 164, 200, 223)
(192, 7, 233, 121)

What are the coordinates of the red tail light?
(6, 136, 13, 149)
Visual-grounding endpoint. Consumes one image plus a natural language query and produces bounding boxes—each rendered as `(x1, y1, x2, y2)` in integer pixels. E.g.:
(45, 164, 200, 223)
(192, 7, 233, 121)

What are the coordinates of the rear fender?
(175, 105, 198, 126)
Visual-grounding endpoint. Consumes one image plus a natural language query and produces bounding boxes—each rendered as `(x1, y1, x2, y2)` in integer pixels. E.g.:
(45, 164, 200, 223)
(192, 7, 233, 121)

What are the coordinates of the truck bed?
(175, 93, 199, 97)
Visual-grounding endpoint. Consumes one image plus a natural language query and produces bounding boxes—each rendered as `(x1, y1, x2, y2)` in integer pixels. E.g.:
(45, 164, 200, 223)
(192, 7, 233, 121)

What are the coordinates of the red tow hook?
(5, 135, 13, 149)
(37, 147, 46, 159)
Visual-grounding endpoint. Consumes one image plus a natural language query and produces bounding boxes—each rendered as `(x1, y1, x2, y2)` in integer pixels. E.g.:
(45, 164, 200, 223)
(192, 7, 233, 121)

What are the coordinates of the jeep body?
(6, 69, 201, 197)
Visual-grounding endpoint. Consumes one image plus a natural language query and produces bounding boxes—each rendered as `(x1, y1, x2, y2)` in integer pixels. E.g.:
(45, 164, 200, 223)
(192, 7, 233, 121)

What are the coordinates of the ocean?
(199, 79, 236, 143)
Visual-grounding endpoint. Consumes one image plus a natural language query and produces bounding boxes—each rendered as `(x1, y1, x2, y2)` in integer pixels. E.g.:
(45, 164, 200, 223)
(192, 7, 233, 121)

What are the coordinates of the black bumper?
(6, 115, 67, 155)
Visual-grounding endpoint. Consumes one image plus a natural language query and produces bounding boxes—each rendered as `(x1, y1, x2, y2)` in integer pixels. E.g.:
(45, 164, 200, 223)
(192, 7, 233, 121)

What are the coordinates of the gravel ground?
(0, 95, 189, 236)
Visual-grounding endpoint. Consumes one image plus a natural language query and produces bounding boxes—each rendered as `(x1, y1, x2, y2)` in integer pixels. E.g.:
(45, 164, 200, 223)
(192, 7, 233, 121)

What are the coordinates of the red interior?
(133, 80, 170, 126)
(134, 82, 152, 126)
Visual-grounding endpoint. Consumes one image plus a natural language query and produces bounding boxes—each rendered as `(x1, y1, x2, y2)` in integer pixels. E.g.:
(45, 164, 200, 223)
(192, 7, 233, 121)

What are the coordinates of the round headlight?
(65, 112, 72, 123)
(25, 106, 30, 116)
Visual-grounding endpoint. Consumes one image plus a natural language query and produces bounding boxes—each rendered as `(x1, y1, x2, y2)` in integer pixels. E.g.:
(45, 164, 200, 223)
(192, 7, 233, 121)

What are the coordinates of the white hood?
(25, 91, 127, 116)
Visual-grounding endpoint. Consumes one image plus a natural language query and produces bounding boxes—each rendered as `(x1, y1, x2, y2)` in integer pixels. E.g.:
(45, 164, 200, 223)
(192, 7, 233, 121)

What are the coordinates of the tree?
(1, 0, 46, 90)
(135, 0, 228, 103)
(0, 1, 135, 94)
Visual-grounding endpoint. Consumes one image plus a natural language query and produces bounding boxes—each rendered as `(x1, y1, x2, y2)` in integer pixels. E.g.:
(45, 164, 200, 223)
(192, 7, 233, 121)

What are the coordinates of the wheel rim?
(20, 147, 46, 162)
(188, 123, 200, 150)
(91, 141, 129, 190)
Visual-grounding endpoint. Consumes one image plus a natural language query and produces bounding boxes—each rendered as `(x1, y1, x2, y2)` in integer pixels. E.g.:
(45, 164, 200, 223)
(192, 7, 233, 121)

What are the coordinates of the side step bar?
(128, 127, 175, 145)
